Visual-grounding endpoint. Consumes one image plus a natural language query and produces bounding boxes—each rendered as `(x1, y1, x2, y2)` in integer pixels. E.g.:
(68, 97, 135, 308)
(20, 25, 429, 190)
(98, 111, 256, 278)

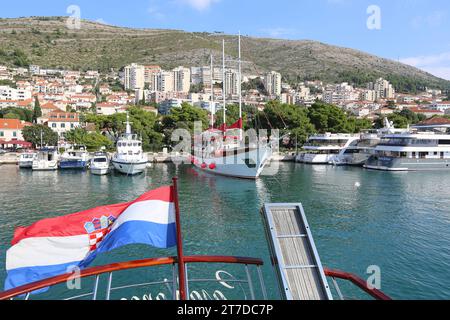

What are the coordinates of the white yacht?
(364, 124, 450, 171)
(32, 148, 59, 171)
(296, 133, 360, 164)
(111, 113, 148, 175)
(90, 152, 110, 176)
(18, 152, 37, 169)
(333, 119, 407, 166)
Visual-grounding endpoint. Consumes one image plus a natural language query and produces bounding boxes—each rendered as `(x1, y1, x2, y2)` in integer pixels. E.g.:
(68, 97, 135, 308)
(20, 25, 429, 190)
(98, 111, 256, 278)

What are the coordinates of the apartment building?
(124, 63, 145, 91)
(263, 71, 282, 97)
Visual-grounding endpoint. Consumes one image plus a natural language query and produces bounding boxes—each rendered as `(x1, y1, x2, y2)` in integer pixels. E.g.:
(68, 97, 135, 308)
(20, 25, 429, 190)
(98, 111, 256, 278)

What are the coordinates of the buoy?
(209, 163, 216, 170)
(201, 163, 207, 169)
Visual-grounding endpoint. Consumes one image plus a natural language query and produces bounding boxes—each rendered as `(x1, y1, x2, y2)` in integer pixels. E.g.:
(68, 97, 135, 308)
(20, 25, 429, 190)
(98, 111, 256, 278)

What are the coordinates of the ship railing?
(324, 268, 391, 300)
(0, 256, 267, 301)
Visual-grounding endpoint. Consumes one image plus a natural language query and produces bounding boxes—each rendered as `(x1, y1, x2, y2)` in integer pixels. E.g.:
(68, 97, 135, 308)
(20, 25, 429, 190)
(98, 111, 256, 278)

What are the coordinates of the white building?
(173, 66, 191, 93)
(47, 111, 81, 138)
(368, 78, 395, 100)
(124, 64, 145, 91)
(263, 71, 282, 97)
(224, 69, 239, 97)
(0, 85, 32, 101)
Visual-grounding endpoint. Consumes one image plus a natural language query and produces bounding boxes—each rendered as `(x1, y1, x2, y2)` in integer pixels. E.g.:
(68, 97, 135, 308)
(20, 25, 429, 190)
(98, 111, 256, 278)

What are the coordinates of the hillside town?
(0, 62, 449, 145)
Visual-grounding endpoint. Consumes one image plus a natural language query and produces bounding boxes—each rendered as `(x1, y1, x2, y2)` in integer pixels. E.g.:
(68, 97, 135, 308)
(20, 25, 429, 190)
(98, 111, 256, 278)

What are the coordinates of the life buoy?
(201, 163, 207, 169)
(209, 163, 216, 170)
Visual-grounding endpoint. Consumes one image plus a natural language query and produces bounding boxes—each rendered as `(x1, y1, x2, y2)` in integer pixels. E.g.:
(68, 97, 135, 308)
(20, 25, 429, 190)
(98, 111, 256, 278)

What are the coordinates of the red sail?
(228, 118, 243, 130)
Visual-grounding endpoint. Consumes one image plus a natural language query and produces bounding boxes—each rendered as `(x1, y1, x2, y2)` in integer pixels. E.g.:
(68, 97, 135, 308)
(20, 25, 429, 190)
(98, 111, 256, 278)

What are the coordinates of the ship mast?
(210, 54, 215, 128)
(125, 112, 132, 137)
(222, 39, 226, 128)
(238, 31, 243, 140)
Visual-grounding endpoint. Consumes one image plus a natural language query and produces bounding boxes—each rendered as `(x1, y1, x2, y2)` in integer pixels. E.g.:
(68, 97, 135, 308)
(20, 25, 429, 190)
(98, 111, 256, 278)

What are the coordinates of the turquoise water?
(1, 163, 450, 300)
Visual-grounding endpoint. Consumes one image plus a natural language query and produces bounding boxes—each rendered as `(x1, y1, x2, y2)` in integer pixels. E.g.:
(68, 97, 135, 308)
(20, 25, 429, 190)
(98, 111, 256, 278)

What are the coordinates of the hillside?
(0, 16, 449, 92)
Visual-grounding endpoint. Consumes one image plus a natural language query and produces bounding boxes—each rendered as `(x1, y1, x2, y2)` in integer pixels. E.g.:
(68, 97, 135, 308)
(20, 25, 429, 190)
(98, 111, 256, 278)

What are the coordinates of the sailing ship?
(192, 34, 273, 179)
(111, 113, 148, 175)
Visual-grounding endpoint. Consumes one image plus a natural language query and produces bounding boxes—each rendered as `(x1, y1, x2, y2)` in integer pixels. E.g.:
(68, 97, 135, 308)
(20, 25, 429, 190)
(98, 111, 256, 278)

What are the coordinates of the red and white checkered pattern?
(89, 229, 111, 251)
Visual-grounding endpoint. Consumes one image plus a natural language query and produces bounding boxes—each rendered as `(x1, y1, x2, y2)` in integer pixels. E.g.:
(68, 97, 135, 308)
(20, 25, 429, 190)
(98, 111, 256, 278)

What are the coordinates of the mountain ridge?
(0, 16, 449, 92)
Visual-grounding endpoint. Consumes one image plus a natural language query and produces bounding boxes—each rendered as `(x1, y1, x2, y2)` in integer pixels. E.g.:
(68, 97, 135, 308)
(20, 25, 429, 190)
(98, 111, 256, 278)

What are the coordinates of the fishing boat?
(18, 152, 37, 169)
(59, 146, 89, 170)
(192, 34, 273, 179)
(296, 133, 360, 165)
(90, 152, 110, 176)
(32, 148, 59, 171)
(0, 180, 391, 301)
(111, 113, 148, 175)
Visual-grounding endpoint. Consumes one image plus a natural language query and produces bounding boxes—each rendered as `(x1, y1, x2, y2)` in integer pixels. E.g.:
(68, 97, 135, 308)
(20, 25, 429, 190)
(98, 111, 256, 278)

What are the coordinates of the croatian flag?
(4, 186, 177, 291)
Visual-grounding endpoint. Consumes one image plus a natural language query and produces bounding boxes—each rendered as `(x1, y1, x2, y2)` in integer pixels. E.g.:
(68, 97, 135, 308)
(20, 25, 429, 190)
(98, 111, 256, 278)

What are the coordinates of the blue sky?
(2, 0, 450, 79)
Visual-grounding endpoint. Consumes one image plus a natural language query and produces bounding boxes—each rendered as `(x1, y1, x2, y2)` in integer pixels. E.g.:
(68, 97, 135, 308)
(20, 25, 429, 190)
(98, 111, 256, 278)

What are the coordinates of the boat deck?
(262, 203, 333, 300)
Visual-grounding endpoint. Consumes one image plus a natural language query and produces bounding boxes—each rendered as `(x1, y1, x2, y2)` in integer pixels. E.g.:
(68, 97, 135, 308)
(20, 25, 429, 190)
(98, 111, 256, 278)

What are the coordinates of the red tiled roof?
(0, 119, 32, 130)
(416, 117, 450, 126)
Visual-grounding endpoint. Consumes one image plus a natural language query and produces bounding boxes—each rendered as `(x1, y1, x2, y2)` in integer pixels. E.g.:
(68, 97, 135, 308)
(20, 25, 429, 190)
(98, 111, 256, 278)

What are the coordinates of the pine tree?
(33, 96, 42, 123)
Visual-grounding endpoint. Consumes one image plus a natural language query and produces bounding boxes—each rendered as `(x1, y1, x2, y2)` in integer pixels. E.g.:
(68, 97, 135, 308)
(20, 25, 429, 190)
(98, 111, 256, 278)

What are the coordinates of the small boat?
(111, 113, 148, 175)
(90, 152, 110, 176)
(18, 152, 37, 169)
(32, 148, 59, 171)
(59, 146, 89, 170)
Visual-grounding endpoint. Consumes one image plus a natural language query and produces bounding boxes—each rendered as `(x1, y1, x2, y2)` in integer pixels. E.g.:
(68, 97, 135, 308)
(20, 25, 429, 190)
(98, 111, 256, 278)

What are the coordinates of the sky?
(1, 0, 450, 80)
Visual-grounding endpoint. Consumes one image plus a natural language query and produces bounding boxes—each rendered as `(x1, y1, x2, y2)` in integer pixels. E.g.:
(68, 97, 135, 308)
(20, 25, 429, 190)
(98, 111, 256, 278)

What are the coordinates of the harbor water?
(1, 163, 450, 299)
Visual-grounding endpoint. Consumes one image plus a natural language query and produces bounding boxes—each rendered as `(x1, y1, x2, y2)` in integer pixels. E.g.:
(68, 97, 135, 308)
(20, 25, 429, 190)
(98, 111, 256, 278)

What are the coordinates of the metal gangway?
(262, 203, 334, 300)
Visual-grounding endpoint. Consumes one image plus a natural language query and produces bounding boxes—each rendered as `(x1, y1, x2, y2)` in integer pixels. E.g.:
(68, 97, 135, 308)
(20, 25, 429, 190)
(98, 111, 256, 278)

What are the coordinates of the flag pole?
(172, 177, 187, 300)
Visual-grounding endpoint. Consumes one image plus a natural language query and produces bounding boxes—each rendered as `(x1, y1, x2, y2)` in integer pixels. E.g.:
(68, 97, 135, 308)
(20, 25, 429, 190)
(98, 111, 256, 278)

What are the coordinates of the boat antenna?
(222, 39, 226, 129)
(40, 129, 43, 149)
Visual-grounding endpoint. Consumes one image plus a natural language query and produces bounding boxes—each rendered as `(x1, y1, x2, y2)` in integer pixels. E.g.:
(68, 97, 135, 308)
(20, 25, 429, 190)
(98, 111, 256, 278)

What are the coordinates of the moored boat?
(111, 113, 148, 175)
(90, 152, 110, 176)
(192, 35, 273, 179)
(32, 148, 59, 171)
(296, 133, 360, 164)
(18, 152, 37, 169)
(59, 146, 89, 170)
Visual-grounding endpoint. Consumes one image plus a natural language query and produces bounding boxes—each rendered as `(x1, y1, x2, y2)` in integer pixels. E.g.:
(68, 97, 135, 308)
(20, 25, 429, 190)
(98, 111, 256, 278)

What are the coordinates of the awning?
(0, 140, 33, 148)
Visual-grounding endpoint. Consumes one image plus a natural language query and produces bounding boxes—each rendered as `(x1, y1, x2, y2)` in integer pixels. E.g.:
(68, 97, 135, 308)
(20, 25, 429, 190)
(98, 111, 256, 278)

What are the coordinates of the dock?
(261, 203, 333, 300)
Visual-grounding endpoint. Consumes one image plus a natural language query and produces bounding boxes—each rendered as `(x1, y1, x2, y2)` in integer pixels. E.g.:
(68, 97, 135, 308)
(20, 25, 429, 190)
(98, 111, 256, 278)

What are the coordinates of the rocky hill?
(0, 16, 449, 92)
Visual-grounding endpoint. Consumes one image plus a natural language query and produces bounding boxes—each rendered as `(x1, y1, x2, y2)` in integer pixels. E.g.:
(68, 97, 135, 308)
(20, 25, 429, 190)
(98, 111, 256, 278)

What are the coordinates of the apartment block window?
(13, 132, 17, 137)
(0, 131, 4, 137)
(52, 123, 57, 128)
(61, 123, 66, 128)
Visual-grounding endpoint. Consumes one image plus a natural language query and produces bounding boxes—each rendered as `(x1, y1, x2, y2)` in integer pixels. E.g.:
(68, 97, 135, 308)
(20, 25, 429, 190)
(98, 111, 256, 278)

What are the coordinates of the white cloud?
(411, 11, 447, 29)
(178, 0, 220, 11)
(260, 27, 299, 39)
(401, 52, 450, 80)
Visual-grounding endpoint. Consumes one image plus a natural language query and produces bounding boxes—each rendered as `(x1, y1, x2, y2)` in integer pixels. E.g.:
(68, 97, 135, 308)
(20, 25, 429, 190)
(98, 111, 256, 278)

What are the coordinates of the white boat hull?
(296, 153, 335, 164)
(112, 160, 148, 175)
(193, 146, 272, 179)
(90, 167, 110, 176)
(32, 160, 58, 171)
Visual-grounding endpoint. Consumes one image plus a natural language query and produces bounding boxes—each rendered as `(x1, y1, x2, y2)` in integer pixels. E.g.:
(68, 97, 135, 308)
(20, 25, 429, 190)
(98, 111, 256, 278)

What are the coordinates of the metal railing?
(0, 256, 266, 301)
(324, 268, 392, 300)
